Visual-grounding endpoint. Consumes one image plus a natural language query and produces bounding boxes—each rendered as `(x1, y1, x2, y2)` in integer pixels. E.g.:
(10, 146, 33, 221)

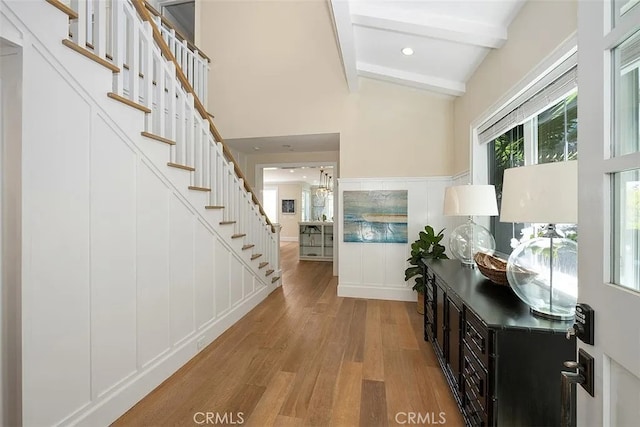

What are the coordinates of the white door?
(578, 1, 640, 425)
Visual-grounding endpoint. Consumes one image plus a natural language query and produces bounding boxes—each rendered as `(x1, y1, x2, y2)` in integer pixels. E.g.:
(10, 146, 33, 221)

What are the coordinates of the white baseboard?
(337, 283, 416, 302)
(70, 285, 277, 427)
(280, 236, 299, 242)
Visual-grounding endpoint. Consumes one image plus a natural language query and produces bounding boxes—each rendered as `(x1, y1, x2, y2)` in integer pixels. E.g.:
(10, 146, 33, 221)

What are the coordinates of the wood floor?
(114, 242, 464, 426)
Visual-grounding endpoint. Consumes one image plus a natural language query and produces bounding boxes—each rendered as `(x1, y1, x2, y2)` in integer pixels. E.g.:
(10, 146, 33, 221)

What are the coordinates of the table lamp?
(500, 161, 578, 320)
(443, 185, 499, 266)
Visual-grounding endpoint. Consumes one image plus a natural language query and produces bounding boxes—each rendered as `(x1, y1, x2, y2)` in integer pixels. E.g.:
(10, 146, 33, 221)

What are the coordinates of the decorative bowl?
(473, 252, 510, 286)
(474, 252, 538, 286)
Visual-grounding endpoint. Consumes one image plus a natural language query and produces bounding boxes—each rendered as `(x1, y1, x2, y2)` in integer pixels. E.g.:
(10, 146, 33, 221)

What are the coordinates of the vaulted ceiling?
(330, 0, 525, 96)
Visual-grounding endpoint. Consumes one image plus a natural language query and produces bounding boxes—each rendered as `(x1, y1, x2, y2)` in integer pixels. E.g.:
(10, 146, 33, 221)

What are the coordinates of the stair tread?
(271, 276, 280, 283)
(258, 262, 268, 269)
(141, 131, 176, 146)
(188, 186, 211, 192)
(242, 244, 255, 250)
(167, 162, 195, 171)
(250, 254, 262, 260)
(62, 39, 120, 73)
(205, 205, 224, 210)
(265, 269, 274, 276)
(219, 221, 236, 225)
(107, 92, 151, 113)
(231, 233, 246, 239)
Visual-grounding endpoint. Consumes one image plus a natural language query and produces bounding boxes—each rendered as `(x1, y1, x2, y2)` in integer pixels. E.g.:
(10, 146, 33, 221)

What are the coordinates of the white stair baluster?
(94, 0, 107, 57)
(142, 22, 154, 130)
(181, 39, 188, 79)
(130, 14, 140, 105)
(70, 0, 87, 47)
(185, 93, 195, 170)
(112, 0, 125, 96)
(167, 62, 177, 163)
(216, 143, 224, 207)
(177, 92, 186, 165)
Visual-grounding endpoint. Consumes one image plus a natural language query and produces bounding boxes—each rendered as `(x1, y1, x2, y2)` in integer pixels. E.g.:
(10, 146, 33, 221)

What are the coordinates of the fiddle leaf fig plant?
(404, 226, 449, 293)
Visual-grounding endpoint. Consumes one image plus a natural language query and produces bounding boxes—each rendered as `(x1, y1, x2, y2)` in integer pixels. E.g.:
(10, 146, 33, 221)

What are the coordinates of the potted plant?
(404, 225, 449, 314)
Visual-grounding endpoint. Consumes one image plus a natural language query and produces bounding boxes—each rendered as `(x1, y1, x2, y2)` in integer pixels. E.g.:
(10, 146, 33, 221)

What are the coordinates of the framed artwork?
(343, 190, 408, 243)
(281, 199, 296, 214)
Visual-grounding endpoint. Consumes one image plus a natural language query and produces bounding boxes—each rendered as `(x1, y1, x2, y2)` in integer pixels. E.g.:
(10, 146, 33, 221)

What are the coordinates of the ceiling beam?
(357, 62, 465, 97)
(329, 0, 359, 92)
(351, 10, 507, 49)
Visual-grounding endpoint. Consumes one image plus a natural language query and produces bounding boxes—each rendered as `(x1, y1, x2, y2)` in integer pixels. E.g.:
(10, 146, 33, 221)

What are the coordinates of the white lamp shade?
(500, 160, 577, 224)
(443, 185, 499, 216)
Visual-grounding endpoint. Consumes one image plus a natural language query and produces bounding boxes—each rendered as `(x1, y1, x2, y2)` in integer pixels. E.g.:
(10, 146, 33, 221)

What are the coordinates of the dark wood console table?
(422, 259, 576, 427)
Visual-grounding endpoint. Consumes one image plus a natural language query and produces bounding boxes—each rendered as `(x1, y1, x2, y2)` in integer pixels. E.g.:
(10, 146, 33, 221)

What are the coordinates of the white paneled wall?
(3, 2, 278, 425)
(338, 175, 469, 301)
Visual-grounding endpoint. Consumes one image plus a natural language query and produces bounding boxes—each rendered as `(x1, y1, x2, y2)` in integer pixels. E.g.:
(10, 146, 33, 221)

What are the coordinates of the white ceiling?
(330, 0, 525, 96)
(263, 165, 335, 186)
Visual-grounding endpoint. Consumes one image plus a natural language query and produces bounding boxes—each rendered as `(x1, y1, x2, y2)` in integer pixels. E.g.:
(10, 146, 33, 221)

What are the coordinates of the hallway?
(115, 242, 463, 426)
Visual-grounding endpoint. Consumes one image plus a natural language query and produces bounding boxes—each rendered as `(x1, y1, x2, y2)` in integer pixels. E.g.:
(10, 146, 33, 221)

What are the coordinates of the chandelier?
(315, 168, 333, 197)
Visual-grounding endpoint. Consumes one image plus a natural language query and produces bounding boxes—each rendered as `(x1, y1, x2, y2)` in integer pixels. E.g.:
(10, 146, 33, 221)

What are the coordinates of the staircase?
(0, 0, 281, 425)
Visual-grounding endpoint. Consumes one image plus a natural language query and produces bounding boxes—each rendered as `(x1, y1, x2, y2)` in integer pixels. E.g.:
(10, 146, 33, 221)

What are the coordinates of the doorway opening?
(257, 162, 339, 276)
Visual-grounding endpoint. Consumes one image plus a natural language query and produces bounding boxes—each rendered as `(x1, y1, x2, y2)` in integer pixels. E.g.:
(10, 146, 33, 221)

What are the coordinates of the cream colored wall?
(452, 0, 577, 175)
(197, 0, 455, 179)
(341, 78, 453, 178)
(199, 0, 347, 139)
(275, 183, 303, 240)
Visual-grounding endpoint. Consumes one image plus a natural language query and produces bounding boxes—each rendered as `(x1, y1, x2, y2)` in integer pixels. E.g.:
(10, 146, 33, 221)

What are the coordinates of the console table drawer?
(463, 388, 488, 427)
(464, 308, 490, 368)
(463, 344, 488, 412)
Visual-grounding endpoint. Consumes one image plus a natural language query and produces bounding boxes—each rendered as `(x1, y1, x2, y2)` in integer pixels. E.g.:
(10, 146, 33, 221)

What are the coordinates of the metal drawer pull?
(466, 324, 486, 352)
(463, 359, 485, 398)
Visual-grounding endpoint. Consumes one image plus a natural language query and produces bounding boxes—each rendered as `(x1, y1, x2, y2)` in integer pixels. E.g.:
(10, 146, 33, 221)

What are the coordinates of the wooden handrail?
(130, 0, 275, 232)
(142, 0, 211, 63)
(46, 0, 79, 19)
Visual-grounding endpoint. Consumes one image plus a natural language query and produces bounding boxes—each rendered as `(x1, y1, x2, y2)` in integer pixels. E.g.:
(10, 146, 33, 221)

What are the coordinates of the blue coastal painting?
(343, 190, 408, 243)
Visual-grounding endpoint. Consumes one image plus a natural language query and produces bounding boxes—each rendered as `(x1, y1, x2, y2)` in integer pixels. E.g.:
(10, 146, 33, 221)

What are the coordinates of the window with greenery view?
(489, 92, 578, 254)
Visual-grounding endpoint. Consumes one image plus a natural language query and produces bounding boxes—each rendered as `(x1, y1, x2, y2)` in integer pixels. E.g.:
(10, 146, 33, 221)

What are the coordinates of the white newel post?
(274, 223, 282, 283)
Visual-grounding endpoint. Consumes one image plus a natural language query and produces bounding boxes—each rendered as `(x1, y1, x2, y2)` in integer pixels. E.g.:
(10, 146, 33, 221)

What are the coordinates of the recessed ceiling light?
(289, 170, 294, 173)
(253, 146, 260, 151)
(302, 175, 307, 179)
(401, 47, 414, 56)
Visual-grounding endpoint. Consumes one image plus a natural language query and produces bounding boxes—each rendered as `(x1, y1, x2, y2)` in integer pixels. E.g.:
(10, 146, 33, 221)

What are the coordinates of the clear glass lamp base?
(449, 219, 496, 266)
(506, 229, 578, 321)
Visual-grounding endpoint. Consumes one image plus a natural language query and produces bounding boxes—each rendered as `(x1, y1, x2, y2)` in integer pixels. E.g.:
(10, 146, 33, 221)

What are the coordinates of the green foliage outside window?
(489, 92, 578, 254)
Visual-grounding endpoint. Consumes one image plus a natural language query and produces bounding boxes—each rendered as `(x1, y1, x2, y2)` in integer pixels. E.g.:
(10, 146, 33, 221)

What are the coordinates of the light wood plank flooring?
(114, 242, 464, 426)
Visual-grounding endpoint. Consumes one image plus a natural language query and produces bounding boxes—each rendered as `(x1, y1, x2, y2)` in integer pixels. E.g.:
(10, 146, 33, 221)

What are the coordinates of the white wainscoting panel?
(215, 239, 231, 316)
(22, 44, 93, 426)
(90, 115, 138, 399)
(195, 220, 215, 330)
(169, 195, 197, 346)
(230, 255, 243, 307)
(338, 177, 462, 302)
(137, 162, 171, 368)
(243, 266, 254, 298)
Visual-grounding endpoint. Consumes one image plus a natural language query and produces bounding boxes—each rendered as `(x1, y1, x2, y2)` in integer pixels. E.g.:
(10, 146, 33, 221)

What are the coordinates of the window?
(263, 188, 277, 224)
(489, 125, 525, 254)
(488, 91, 578, 254)
(301, 189, 310, 221)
